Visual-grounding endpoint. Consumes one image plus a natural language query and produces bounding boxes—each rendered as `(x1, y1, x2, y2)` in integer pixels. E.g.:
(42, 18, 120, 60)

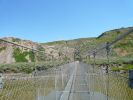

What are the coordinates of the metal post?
(106, 42, 110, 100)
(32, 46, 38, 99)
(92, 51, 96, 98)
(55, 69, 57, 100)
(65, 41, 68, 62)
(32, 46, 37, 76)
(106, 42, 110, 73)
(0, 40, 4, 90)
(129, 70, 133, 89)
(93, 51, 96, 73)
(88, 54, 90, 62)
(0, 73, 4, 90)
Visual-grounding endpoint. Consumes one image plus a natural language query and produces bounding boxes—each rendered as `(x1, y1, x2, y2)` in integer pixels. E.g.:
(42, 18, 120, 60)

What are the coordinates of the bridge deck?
(59, 62, 107, 100)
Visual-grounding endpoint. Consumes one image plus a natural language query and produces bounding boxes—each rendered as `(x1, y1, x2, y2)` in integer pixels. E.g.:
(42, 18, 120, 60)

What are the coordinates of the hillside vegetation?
(0, 27, 133, 73)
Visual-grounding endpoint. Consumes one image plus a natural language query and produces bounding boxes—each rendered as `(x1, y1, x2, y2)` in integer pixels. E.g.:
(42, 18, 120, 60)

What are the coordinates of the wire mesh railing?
(86, 64, 133, 100)
(85, 28, 133, 100)
(0, 62, 76, 100)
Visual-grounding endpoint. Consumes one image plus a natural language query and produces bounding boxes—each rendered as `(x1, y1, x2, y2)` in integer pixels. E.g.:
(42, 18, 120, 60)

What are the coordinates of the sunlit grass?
(88, 68, 133, 100)
(0, 76, 56, 100)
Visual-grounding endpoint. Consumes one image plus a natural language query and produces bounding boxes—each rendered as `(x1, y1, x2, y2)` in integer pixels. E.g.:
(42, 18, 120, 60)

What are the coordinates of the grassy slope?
(43, 27, 133, 64)
(0, 27, 133, 73)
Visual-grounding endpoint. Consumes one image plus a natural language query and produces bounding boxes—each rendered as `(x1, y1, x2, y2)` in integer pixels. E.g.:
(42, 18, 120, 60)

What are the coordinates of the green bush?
(0, 60, 69, 74)
(13, 48, 35, 62)
(112, 64, 133, 71)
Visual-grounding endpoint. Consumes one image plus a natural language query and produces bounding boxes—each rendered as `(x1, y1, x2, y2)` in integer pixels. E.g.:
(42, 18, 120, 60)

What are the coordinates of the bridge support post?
(129, 70, 133, 89)
(106, 42, 110, 100)
(93, 51, 96, 73)
(61, 68, 64, 89)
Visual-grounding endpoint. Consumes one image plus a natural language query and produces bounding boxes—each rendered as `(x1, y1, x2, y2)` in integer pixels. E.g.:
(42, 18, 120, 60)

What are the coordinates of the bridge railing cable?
(0, 38, 71, 100)
(86, 28, 133, 100)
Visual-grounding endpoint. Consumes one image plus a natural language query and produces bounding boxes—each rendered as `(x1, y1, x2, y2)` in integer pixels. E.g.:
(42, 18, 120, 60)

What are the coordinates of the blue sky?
(0, 0, 133, 42)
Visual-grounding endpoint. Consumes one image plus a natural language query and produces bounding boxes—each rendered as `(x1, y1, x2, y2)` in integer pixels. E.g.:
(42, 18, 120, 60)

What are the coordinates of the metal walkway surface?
(68, 62, 90, 100)
(59, 61, 107, 100)
(1, 62, 132, 100)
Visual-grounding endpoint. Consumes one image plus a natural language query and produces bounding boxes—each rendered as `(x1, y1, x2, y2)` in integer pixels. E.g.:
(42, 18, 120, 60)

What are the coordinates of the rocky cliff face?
(0, 37, 43, 63)
(0, 37, 74, 64)
(0, 44, 15, 63)
(42, 43, 74, 61)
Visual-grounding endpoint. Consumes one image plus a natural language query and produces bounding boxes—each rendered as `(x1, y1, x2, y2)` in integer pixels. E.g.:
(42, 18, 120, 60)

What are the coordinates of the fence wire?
(0, 62, 76, 100)
(87, 32, 133, 100)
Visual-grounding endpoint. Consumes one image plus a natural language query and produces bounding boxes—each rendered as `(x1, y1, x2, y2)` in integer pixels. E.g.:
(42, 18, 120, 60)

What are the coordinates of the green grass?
(112, 64, 133, 71)
(43, 40, 66, 45)
(87, 64, 133, 100)
(13, 48, 28, 62)
(0, 47, 6, 52)
(0, 60, 69, 74)
(0, 62, 35, 73)
(12, 38, 21, 42)
(0, 77, 56, 100)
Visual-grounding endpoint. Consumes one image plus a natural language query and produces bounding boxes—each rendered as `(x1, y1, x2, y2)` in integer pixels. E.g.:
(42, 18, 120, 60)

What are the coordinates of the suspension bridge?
(0, 28, 133, 100)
